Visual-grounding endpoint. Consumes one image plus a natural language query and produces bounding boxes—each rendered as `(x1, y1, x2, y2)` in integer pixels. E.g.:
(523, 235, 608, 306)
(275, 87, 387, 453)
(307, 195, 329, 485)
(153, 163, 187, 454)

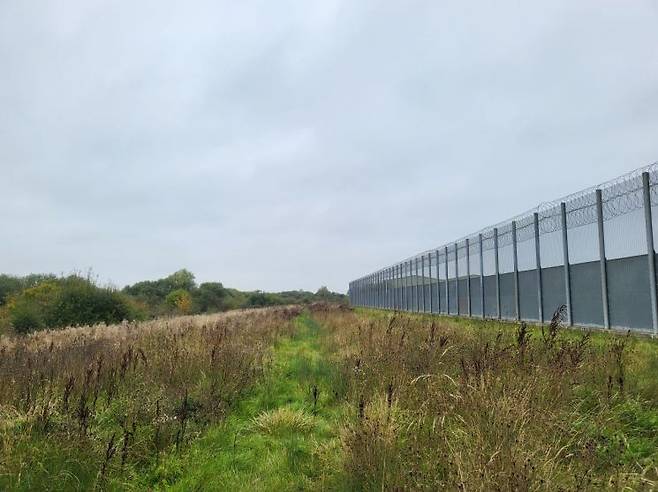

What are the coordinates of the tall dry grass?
(315, 309, 658, 491)
(0, 306, 301, 489)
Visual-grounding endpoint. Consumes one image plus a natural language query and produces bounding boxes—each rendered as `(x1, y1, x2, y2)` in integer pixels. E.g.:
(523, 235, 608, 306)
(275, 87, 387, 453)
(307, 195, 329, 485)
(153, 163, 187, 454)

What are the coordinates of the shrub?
(165, 289, 193, 314)
(47, 277, 138, 327)
(192, 282, 227, 312)
(9, 299, 45, 333)
(6, 276, 142, 332)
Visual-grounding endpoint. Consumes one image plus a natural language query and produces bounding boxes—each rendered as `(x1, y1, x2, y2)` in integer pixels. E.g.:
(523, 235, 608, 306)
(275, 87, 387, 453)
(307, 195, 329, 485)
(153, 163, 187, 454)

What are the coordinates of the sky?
(1, 1, 658, 293)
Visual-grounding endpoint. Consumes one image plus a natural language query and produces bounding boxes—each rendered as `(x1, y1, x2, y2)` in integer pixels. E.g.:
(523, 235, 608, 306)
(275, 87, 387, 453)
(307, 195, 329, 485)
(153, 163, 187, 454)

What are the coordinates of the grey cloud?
(1, 0, 657, 292)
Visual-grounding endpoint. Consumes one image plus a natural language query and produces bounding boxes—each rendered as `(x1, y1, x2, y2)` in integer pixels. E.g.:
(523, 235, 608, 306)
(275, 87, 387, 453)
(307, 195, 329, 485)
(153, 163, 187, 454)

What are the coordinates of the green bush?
(165, 289, 193, 314)
(193, 282, 227, 312)
(47, 277, 139, 327)
(9, 300, 45, 334)
(5, 276, 144, 332)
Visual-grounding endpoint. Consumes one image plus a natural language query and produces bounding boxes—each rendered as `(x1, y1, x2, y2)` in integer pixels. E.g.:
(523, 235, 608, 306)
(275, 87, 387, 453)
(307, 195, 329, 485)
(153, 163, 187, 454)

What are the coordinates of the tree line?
(0, 269, 347, 334)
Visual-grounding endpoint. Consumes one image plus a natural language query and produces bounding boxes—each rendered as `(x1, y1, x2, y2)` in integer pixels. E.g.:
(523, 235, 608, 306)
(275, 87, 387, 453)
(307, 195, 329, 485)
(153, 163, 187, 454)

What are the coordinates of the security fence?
(348, 163, 658, 335)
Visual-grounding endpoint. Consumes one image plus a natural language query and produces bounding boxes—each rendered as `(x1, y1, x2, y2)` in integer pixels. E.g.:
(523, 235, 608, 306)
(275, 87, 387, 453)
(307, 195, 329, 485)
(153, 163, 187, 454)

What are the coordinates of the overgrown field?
(1, 304, 657, 490)
(0, 306, 301, 490)
(318, 308, 658, 490)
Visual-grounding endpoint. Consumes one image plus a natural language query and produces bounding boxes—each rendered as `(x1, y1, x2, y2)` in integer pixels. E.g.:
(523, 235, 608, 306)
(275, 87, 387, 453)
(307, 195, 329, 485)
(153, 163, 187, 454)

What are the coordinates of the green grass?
(149, 313, 348, 491)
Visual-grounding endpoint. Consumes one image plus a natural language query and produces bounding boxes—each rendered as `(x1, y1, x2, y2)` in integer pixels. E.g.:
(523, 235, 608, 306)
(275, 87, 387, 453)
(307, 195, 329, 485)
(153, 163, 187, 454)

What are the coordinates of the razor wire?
(355, 162, 658, 278)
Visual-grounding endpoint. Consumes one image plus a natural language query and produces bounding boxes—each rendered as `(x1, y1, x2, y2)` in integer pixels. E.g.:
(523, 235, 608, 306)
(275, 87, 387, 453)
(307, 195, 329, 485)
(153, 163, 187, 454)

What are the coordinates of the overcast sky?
(1, 1, 657, 293)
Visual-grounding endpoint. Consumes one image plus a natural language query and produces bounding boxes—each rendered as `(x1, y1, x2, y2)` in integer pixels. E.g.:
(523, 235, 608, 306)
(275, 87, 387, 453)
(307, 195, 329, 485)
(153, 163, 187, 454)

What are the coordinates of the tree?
(315, 286, 331, 299)
(193, 282, 226, 312)
(164, 270, 196, 291)
(165, 289, 193, 314)
(246, 291, 278, 307)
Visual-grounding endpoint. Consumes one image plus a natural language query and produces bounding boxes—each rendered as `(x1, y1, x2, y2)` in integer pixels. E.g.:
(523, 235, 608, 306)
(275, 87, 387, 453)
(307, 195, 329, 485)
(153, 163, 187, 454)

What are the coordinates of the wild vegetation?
(1, 304, 656, 490)
(316, 308, 658, 490)
(0, 306, 301, 490)
(0, 270, 346, 334)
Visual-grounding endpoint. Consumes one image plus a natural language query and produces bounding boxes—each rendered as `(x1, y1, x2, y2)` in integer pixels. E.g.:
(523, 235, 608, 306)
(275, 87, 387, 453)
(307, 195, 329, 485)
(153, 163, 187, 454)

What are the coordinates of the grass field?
(1, 304, 657, 490)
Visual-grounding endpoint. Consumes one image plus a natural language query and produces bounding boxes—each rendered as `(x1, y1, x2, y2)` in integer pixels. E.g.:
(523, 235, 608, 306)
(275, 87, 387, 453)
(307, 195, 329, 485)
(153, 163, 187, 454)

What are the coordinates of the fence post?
(597, 186, 613, 321)
(642, 172, 658, 336)
(403, 263, 407, 311)
(427, 253, 434, 313)
(361, 277, 368, 307)
(408, 260, 412, 312)
(421, 255, 427, 313)
(466, 238, 472, 317)
(512, 220, 520, 321)
(385, 272, 388, 310)
(376, 272, 380, 309)
(400, 264, 404, 311)
(534, 212, 543, 323)
(379, 271, 383, 309)
(560, 202, 573, 326)
(494, 227, 501, 319)
(396, 265, 400, 310)
(394, 267, 398, 310)
(377, 272, 380, 309)
(386, 269, 390, 310)
(408, 260, 413, 312)
(413, 258, 419, 312)
(479, 233, 485, 319)
(435, 250, 441, 314)
(454, 243, 460, 315)
(371, 276, 373, 308)
(371, 275, 373, 307)
(444, 246, 450, 315)
(389, 267, 393, 310)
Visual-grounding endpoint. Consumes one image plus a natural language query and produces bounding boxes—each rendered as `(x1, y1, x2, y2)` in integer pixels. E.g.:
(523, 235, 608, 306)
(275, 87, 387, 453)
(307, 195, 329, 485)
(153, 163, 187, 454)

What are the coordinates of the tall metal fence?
(348, 164, 658, 335)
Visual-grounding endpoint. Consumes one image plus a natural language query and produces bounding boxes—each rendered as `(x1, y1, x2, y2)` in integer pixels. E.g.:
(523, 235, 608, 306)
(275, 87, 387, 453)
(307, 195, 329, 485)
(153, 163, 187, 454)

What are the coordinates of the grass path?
(156, 313, 345, 491)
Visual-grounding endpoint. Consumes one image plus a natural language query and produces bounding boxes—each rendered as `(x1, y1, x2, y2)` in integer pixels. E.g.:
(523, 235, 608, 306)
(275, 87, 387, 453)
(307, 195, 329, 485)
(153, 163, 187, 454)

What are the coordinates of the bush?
(47, 277, 139, 327)
(6, 276, 144, 333)
(193, 282, 227, 312)
(9, 300, 45, 334)
(165, 289, 193, 314)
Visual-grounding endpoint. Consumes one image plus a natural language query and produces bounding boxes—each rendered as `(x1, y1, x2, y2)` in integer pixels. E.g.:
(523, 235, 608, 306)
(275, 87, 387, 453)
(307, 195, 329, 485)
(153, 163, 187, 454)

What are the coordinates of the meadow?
(1, 304, 657, 490)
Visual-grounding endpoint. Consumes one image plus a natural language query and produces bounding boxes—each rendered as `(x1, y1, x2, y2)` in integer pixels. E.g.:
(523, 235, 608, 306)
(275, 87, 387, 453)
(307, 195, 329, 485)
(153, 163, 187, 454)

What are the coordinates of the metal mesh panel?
(468, 239, 480, 275)
(448, 280, 457, 313)
(457, 243, 468, 279)
(519, 270, 539, 320)
(498, 243, 514, 274)
(517, 236, 536, 272)
(608, 255, 651, 329)
(458, 278, 469, 313)
(447, 246, 456, 278)
(604, 208, 646, 260)
(351, 163, 658, 333)
(571, 261, 603, 326)
(470, 279, 482, 316)
(499, 273, 515, 319)
(539, 229, 563, 269)
(483, 276, 497, 318)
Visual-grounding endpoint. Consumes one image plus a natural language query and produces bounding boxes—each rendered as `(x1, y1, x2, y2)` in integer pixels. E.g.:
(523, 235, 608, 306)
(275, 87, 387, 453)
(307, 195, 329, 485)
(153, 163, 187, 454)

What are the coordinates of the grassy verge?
(154, 312, 348, 491)
(315, 308, 658, 490)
